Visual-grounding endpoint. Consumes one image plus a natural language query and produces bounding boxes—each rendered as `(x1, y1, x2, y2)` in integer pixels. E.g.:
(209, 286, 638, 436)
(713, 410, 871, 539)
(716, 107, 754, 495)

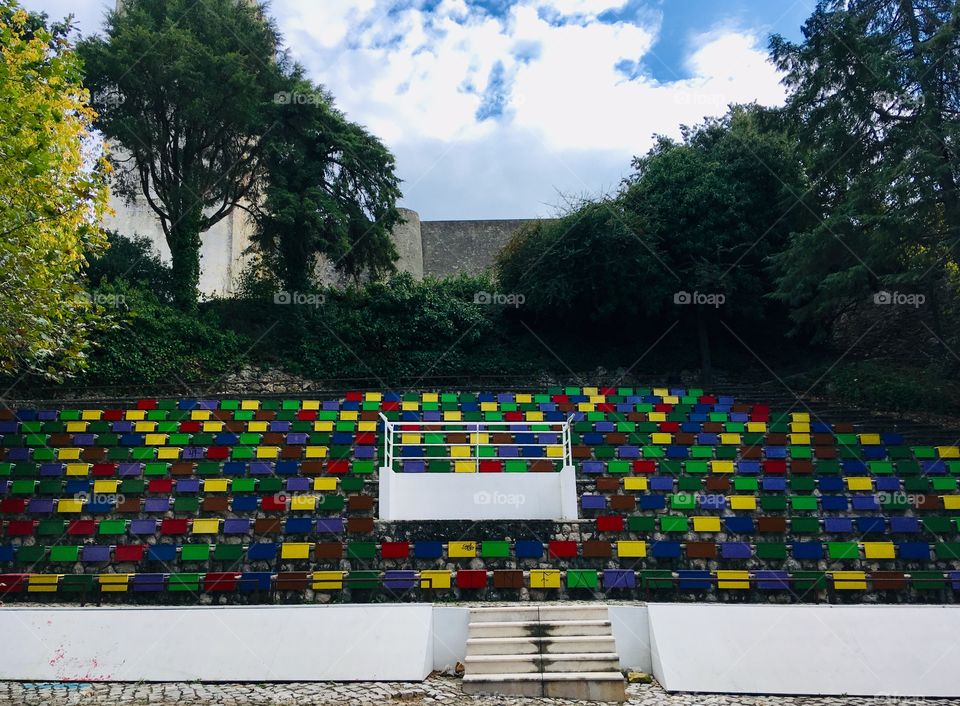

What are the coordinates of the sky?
(21, 0, 812, 220)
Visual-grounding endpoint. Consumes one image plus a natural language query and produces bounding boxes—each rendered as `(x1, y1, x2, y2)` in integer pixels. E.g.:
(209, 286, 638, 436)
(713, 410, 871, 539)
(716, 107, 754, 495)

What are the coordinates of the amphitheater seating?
(1, 388, 959, 600)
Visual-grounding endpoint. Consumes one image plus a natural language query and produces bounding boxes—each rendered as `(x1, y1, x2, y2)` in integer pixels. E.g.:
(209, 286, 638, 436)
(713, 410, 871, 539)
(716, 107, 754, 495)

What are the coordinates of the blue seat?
(821, 496, 848, 511)
(793, 542, 824, 560)
(650, 541, 681, 559)
(723, 517, 754, 533)
(247, 543, 278, 561)
(856, 517, 886, 534)
(284, 518, 313, 534)
(131, 573, 165, 592)
(851, 496, 879, 512)
(147, 545, 177, 562)
(232, 496, 258, 511)
(755, 570, 790, 590)
(639, 495, 667, 510)
(898, 542, 930, 561)
(515, 540, 544, 559)
(275, 461, 298, 476)
(603, 569, 635, 589)
(890, 517, 920, 533)
(677, 570, 711, 590)
(824, 518, 853, 533)
(414, 541, 444, 559)
(0, 546, 14, 562)
(818, 477, 844, 493)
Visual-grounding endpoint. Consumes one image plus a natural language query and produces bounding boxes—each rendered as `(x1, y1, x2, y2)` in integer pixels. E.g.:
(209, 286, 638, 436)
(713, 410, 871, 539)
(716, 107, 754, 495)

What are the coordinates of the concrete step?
(463, 672, 627, 701)
(464, 652, 621, 674)
(468, 605, 610, 623)
(465, 635, 617, 655)
(468, 619, 613, 638)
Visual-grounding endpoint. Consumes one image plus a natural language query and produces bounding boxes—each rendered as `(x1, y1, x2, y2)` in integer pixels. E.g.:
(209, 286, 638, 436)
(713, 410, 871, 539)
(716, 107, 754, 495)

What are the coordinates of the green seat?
(180, 544, 210, 562)
(168, 573, 200, 592)
(911, 570, 946, 591)
(934, 542, 960, 560)
(173, 497, 200, 512)
(827, 542, 859, 560)
(98, 520, 126, 536)
(661, 516, 689, 532)
(756, 542, 787, 560)
(37, 519, 65, 536)
(670, 494, 696, 511)
(760, 495, 787, 511)
(628, 516, 656, 532)
(791, 570, 827, 592)
(319, 495, 345, 512)
(791, 517, 820, 534)
(258, 477, 283, 493)
(340, 477, 364, 492)
(567, 569, 599, 590)
(213, 544, 245, 562)
(232, 478, 256, 493)
(348, 570, 380, 589)
(61, 574, 95, 593)
(16, 545, 45, 563)
(50, 545, 79, 563)
(640, 570, 673, 590)
(790, 496, 818, 511)
(480, 541, 510, 559)
(347, 542, 376, 560)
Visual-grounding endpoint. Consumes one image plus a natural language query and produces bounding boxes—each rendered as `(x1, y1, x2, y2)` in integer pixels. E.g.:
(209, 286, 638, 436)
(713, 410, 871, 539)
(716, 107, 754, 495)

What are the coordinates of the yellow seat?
(746, 421, 767, 432)
(516, 394, 532, 403)
(401, 433, 422, 444)
(648, 412, 666, 422)
(280, 543, 312, 560)
(305, 446, 328, 459)
(717, 570, 750, 589)
(98, 574, 130, 593)
(480, 402, 498, 412)
(662, 395, 679, 405)
(290, 495, 316, 511)
(313, 421, 334, 432)
(422, 393, 438, 403)
(247, 421, 268, 433)
(937, 446, 960, 459)
(546, 446, 563, 458)
(57, 448, 81, 461)
(313, 477, 337, 492)
(81, 409, 102, 421)
(145, 433, 168, 446)
(190, 410, 211, 421)
(28, 574, 61, 593)
(442, 411, 462, 421)
(66, 421, 88, 433)
(203, 478, 229, 493)
(256, 446, 279, 459)
(312, 571, 344, 590)
(832, 571, 867, 590)
(469, 433, 489, 445)
(846, 477, 873, 491)
(124, 410, 146, 421)
(365, 392, 382, 402)
(790, 422, 810, 433)
(526, 412, 544, 422)
(863, 542, 895, 560)
(577, 403, 595, 412)
(401, 401, 419, 411)
(156, 447, 180, 460)
(653, 387, 668, 397)
(454, 460, 476, 473)
(942, 495, 960, 510)
(134, 421, 156, 433)
(791, 412, 810, 422)
(789, 433, 811, 445)
(240, 400, 260, 410)
(729, 496, 757, 511)
(57, 498, 83, 513)
(719, 433, 741, 445)
(65, 463, 89, 477)
(358, 421, 377, 433)
(711, 460, 735, 474)
(192, 519, 220, 535)
(692, 516, 721, 532)
(302, 400, 321, 411)
(420, 570, 451, 589)
(623, 477, 648, 491)
(651, 433, 672, 445)
(530, 569, 561, 589)
(203, 421, 224, 432)
(616, 541, 646, 558)
(448, 541, 476, 558)
(93, 480, 119, 494)
(859, 433, 881, 445)
(583, 386, 599, 396)
(450, 445, 471, 458)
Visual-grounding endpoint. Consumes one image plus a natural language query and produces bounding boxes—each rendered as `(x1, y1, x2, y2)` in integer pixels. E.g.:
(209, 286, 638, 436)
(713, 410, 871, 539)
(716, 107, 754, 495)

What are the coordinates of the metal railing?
(380, 413, 574, 472)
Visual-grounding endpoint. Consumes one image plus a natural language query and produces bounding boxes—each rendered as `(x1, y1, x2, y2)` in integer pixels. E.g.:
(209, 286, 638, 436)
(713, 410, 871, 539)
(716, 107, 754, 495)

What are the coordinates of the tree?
(252, 76, 402, 292)
(769, 0, 960, 338)
(620, 105, 810, 383)
(79, 0, 286, 309)
(0, 3, 111, 379)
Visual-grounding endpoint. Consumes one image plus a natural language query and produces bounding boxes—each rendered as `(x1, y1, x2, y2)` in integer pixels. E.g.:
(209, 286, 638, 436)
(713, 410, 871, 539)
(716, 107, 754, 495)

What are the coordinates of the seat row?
(4, 538, 960, 563)
(2, 568, 959, 595)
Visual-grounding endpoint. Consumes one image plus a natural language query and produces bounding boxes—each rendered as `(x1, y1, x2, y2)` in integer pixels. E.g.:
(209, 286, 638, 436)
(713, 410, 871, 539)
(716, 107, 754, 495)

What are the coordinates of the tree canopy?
(0, 2, 111, 379)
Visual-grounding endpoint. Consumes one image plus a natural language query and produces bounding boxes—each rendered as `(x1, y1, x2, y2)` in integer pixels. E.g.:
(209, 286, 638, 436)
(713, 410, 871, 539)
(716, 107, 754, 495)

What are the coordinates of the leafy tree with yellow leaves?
(0, 2, 111, 379)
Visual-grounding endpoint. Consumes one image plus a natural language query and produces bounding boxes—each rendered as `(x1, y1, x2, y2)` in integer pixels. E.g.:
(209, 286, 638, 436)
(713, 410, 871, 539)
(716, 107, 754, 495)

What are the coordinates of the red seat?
(456, 570, 487, 589)
(0, 574, 28, 594)
(596, 515, 624, 532)
(296, 410, 317, 421)
(479, 460, 503, 473)
(327, 460, 349, 475)
(260, 495, 286, 511)
(92, 463, 118, 477)
(381, 542, 410, 559)
(136, 399, 158, 410)
(160, 518, 189, 535)
(633, 460, 656, 474)
(0, 499, 26, 514)
(102, 409, 124, 422)
(148, 479, 173, 493)
(204, 572, 240, 592)
(206, 446, 229, 460)
(178, 421, 201, 433)
(548, 540, 577, 558)
(5, 520, 35, 536)
(68, 520, 96, 536)
(763, 459, 787, 474)
(115, 544, 146, 562)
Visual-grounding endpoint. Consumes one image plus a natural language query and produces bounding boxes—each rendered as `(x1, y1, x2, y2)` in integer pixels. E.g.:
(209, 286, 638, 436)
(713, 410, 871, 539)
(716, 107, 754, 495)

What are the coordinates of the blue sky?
(22, 0, 811, 219)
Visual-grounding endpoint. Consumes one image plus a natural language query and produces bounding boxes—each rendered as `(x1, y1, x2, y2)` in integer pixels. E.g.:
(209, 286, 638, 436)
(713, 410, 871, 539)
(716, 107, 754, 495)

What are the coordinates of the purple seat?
(27, 498, 54, 514)
(144, 497, 170, 513)
(422, 411, 442, 422)
(316, 518, 345, 533)
(37, 410, 58, 421)
(721, 542, 752, 559)
(131, 573, 164, 592)
(354, 446, 375, 459)
(118, 463, 142, 478)
(949, 571, 960, 590)
(72, 434, 95, 446)
(649, 477, 674, 491)
(176, 479, 200, 493)
(198, 400, 219, 410)
(285, 477, 310, 492)
(581, 495, 606, 510)
(852, 495, 879, 511)
(603, 569, 635, 589)
(497, 446, 519, 458)
(322, 401, 340, 411)
(81, 545, 111, 563)
(581, 461, 604, 474)
(617, 446, 640, 459)
(182, 447, 206, 460)
(824, 517, 853, 533)
(6, 448, 28, 461)
(402, 460, 426, 473)
(699, 494, 725, 510)
(129, 519, 157, 535)
(249, 461, 272, 475)
(755, 570, 790, 590)
(383, 570, 417, 590)
(286, 433, 308, 445)
(111, 421, 134, 433)
(39, 463, 63, 477)
(269, 421, 291, 433)
(594, 422, 615, 433)
(223, 518, 251, 534)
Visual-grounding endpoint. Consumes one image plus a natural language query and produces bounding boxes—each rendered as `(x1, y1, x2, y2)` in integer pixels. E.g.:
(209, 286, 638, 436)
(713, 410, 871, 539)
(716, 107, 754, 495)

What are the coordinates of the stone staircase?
(462, 605, 627, 701)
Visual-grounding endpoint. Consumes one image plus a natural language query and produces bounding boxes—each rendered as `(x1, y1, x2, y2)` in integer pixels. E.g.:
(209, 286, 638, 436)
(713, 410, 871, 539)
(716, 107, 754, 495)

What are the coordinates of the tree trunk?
(696, 309, 713, 388)
(167, 207, 204, 311)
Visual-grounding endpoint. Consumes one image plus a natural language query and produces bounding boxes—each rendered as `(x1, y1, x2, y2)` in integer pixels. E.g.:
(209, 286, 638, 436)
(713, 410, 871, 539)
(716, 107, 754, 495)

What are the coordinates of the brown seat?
(791, 459, 814, 474)
(493, 570, 524, 589)
(757, 516, 787, 533)
(300, 461, 324, 475)
(202, 497, 229, 512)
(529, 460, 555, 472)
(115, 498, 141, 513)
(170, 462, 194, 476)
(348, 495, 374, 512)
(48, 433, 71, 446)
(704, 476, 730, 492)
(81, 447, 106, 462)
(833, 423, 854, 433)
(605, 433, 627, 445)
(740, 446, 762, 459)
(262, 432, 285, 445)
(275, 572, 309, 590)
(596, 477, 620, 492)
(685, 542, 717, 559)
(870, 571, 908, 590)
(315, 542, 343, 560)
(702, 422, 723, 433)
(254, 410, 276, 421)
(280, 446, 302, 460)
(492, 433, 514, 444)
(675, 433, 696, 446)
(765, 433, 787, 445)
(608, 495, 636, 511)
(814, 446, 837, 459)
(813, 434, 835, 446)
(915, 495, 942, 511)
(225, 421, 245, 432)
(446, 433, 468, 444)
(572, 446, 591, 459)
(347, 517, 375, 533)
(360, 411, 380, 421)
(254, 518, 282, 535)
(582, 540, 612, 558)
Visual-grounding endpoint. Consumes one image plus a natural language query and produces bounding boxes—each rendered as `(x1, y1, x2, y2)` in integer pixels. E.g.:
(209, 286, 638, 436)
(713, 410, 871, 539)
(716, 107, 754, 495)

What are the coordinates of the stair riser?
(463, 679, 627, 702)
(466, 658, 620, 674)
(468, 623, 613, 638)
(468, 607, 610, 622)
(466, 638, 617, 655)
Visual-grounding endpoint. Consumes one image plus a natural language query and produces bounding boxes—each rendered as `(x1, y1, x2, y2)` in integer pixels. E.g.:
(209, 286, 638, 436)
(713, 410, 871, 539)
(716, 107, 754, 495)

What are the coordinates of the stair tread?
(469, 619, 611, 627)
(466, 653, 619, 662)
(468, 635, 614, 643)
(464, 672, 626, 682)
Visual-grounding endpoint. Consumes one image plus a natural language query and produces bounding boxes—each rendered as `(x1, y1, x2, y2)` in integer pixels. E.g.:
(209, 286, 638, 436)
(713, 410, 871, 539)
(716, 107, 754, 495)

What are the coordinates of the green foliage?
(254, 75, 402, 290)
(810, 360, 960, 416)
(79, 0, 286, 309)
(769, 0, 960, 338)
(84, 284, 248, 386)
(85, 232, 173, 300)
(0, 2, 111, 380)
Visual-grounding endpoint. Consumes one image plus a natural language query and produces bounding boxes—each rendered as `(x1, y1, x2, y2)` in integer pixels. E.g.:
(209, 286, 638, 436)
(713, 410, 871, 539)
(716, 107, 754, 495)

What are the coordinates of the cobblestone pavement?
(0, 676, 948, 705)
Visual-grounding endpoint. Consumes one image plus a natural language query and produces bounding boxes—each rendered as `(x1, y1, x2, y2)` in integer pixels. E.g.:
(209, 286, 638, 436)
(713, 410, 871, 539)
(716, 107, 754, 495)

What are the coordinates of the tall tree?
(252, 76, 402, 292)
(79, 0, 286, 309)
(769, 0, 960, 336)
(0, 3, 111, 379)
(621, 105, 810, 383)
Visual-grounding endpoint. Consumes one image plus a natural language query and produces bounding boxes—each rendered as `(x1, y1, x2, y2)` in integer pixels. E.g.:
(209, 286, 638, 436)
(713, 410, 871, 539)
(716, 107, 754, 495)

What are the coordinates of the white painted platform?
(648, 603, 960, 697)
(378, 465, 578, 520)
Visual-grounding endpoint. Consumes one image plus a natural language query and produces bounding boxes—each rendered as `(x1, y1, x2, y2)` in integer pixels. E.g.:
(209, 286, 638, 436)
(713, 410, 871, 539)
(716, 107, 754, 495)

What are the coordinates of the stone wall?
(420, 219, 531, 277)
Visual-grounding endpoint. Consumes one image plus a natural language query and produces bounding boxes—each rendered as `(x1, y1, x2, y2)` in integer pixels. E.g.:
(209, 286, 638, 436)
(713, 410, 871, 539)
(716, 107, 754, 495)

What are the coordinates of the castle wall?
(420, 219, 530, 277)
